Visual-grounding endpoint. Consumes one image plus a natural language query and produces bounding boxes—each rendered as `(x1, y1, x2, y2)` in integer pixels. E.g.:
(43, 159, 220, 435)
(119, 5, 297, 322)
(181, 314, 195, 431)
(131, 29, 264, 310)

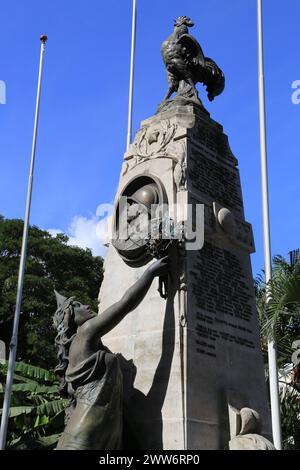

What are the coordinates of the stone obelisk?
(98, 16, 271, 450)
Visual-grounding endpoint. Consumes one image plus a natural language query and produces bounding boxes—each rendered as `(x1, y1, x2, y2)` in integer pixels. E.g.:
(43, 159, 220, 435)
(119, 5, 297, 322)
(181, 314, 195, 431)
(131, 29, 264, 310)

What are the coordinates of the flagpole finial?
(40, 35, 48, 43)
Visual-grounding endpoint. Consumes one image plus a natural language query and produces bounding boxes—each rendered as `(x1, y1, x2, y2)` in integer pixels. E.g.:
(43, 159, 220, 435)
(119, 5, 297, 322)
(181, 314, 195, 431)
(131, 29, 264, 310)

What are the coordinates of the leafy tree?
(256, 250, 300, 449)
(279, 364, 300, 450)
(0, 361, 67, 449)
(0, 216, 103, 369)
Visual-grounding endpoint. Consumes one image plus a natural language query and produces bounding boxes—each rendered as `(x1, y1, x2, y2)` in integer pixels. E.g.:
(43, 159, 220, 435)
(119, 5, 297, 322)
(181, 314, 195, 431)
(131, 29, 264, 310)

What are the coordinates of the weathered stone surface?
(0, 340, 5, 361)
(228, 407, 275, 450)
(98, 104, 271, 449)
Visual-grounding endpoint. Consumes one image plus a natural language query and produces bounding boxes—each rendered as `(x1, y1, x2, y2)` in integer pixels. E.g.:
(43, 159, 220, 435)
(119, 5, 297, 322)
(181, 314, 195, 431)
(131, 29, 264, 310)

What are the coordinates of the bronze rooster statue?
(159, 16, 225, 112)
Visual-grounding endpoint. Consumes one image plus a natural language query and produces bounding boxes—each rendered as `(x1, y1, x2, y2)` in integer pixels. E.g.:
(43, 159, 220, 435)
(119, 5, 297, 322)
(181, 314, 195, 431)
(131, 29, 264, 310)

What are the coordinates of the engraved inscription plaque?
(188, 147, 243, 215)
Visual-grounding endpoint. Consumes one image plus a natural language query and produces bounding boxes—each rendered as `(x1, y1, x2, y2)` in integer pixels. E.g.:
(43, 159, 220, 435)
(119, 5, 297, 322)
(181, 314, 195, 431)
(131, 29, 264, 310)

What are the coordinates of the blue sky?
(0, 0, 299, 276)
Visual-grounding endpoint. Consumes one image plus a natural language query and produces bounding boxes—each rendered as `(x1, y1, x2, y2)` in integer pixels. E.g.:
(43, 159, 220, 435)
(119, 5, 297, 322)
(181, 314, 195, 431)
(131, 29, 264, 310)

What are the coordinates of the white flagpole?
(126, 0, 137, 151)
(257, 0, 282, 450)
(0, 35, 48, 450)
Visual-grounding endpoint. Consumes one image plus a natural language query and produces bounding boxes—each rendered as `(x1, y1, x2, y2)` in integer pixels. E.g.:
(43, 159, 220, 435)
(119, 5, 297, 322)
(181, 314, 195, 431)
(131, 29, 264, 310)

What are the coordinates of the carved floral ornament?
(130, 119, 177, 159)
(122, 119, 187, 192)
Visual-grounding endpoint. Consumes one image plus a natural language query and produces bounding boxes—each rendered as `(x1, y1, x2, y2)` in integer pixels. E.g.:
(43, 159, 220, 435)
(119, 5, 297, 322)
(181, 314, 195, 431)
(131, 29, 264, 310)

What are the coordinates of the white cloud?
(67, 215, 106, 257)
(47, 228, 63, 238)
(48, 204, 114, 258)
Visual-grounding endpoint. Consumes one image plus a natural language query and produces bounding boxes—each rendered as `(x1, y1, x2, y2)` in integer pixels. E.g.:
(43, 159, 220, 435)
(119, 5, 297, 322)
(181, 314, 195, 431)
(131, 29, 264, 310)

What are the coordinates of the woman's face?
(72, 301, 95, 326)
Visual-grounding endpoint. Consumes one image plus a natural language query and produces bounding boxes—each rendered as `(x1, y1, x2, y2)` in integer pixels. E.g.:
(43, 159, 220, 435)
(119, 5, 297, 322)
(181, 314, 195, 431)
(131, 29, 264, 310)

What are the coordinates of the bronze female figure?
(53, 257, 169, 450)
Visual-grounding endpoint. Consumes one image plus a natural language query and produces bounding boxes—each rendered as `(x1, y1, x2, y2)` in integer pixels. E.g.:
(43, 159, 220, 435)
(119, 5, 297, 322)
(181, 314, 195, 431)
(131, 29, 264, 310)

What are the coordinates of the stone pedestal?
(98, 105, 271, 450)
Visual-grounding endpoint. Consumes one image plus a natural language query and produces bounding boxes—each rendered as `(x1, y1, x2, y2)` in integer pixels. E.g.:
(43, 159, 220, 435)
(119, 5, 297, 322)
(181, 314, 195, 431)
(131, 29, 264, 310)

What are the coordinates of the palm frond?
(1, 360, 66, 449)
(9, 433, 62, 450)
(13, 362, 56, 383)
(6, 406, 33, 418)
(8, 382, 58, 395)
(260, 273, 300, 341)
(35, 399, 68, 417)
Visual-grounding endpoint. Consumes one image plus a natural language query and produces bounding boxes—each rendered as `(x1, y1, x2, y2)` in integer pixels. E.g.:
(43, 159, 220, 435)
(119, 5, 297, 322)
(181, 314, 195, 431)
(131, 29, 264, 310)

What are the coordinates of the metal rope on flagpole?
(257, 0, 282, 450)
(126, 0, 137, 151)
(0, 35, 48, 450)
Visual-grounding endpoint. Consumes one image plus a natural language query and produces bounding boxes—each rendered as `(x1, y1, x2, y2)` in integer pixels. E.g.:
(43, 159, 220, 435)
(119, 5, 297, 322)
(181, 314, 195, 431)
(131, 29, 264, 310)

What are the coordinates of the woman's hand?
(148, 256, 170, 278)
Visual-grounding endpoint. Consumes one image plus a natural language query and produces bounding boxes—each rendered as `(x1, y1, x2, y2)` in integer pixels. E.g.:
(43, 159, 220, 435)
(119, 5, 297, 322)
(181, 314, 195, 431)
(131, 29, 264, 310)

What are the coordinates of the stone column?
(98, 104, 271, 450)
(0, 340, 5, 361)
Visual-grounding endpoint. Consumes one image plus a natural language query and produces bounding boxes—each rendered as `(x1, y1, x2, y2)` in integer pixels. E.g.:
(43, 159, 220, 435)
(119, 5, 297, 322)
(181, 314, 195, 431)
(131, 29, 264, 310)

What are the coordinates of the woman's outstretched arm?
(80, 257, 169, 345)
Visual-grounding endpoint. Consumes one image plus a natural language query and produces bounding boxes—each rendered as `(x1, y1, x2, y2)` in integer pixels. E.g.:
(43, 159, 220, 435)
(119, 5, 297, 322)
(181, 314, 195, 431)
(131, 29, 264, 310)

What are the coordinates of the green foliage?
(256, 250, 300, 449)
(0, 361, 68, 449)
(279, 367, 300, 450)
(0, 216, 103, 368)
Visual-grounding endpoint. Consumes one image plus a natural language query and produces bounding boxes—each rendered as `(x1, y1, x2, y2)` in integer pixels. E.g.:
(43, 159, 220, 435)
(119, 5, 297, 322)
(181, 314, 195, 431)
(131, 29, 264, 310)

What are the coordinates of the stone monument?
(0, 340, 5, 361)
(98, 17, 272, 450)
(228, 407, 275, 450)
